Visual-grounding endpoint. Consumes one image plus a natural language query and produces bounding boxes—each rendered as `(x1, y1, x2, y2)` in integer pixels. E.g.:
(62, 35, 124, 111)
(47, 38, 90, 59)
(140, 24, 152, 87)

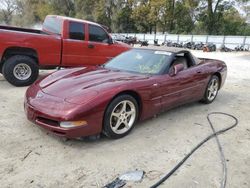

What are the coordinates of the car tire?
(103, 95, 139, 139)
(2, 55, 39, 87)
(202, 75, 220, 104)
(0, 64, 2, 74)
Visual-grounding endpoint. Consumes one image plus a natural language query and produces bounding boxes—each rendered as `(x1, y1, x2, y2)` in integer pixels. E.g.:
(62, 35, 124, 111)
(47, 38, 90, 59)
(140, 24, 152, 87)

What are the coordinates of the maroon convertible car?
(24, 47, 227, 139)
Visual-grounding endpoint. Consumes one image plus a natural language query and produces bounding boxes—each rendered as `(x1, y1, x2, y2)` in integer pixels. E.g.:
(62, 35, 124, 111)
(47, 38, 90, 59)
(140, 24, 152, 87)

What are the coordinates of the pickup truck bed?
(0, 25, 47, 35)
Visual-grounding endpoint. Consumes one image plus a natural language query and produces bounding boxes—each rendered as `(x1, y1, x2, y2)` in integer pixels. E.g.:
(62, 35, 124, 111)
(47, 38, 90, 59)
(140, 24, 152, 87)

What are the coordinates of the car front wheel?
(202, 75, 220, 104)
(103, 95, 139, 139)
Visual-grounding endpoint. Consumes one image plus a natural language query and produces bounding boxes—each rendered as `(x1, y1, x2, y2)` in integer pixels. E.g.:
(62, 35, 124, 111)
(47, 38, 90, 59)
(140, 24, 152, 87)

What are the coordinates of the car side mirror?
(169, 64, 184, 76)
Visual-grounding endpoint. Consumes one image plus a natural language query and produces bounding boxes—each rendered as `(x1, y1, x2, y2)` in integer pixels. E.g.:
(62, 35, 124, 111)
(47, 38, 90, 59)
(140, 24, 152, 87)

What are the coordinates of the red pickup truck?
(0, 15, 131, 86)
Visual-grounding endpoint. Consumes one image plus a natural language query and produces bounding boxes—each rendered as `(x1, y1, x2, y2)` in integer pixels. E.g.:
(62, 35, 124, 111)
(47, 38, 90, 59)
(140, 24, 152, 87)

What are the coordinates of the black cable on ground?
(150, 112, 238, 188)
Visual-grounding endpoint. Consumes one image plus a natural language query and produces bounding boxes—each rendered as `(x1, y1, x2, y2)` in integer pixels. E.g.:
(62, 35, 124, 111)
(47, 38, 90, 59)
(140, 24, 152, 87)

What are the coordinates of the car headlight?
(60, 120, 87, 128)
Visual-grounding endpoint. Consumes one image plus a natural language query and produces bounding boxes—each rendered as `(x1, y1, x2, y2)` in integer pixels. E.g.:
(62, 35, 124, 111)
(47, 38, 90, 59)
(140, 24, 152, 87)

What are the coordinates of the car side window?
(69, 22, 85, 41)
(89, 25, 109, 43)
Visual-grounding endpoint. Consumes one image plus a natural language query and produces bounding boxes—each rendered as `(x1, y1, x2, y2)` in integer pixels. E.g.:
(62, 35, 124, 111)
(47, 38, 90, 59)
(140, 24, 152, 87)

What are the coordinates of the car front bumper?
(24, 85, 103, 138)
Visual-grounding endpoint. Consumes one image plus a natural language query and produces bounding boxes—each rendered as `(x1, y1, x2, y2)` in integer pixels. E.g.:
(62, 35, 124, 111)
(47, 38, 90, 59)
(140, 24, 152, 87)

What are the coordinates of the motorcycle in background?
(220, 44, 233, 52)
(203, 43, 216, 52)
(235, 45, 249, 51)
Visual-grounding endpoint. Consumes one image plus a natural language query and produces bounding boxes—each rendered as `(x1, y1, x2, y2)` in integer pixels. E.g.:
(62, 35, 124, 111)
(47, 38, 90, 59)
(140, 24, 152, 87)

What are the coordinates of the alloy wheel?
(110, 100, 136, 135)
(207, 78, 219, 101)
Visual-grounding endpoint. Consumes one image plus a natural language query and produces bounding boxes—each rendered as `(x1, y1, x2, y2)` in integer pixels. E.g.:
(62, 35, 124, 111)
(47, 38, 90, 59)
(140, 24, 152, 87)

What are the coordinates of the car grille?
(36, 117, 59, 127)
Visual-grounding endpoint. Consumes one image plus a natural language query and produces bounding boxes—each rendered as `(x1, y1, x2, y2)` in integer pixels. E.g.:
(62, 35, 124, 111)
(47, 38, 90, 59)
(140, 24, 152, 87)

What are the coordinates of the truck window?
(69, 22, 85, 41)
(89, 25, 109, 43)
(43, 17, 62, 35)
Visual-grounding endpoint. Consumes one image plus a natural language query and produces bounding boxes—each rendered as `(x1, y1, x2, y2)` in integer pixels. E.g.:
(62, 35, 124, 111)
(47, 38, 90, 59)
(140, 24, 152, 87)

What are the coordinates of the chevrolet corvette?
(24, 47, 227, 139)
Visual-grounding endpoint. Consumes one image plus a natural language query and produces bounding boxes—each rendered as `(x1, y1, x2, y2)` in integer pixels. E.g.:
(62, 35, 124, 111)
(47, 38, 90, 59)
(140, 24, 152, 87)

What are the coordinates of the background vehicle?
(139, 40, 149, 46)
(123, 36, 137, 46)
(203, 43, 216, 52)
(183, 41, 195, 49)
(0, 15, 131, 86)
(235, 44, 249, 51)
(25, 47, 227, 139)
(112, 34, 126, 42)
(220, 44, 233, 52)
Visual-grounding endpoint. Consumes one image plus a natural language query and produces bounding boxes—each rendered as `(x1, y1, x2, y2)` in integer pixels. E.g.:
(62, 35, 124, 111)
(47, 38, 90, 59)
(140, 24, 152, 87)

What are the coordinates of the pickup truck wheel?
(2, 55, 38, 86)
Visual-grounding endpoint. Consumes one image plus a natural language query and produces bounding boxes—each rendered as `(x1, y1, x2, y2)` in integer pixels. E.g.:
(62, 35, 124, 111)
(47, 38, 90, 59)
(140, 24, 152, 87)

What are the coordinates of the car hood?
(38, 67, 148, 103)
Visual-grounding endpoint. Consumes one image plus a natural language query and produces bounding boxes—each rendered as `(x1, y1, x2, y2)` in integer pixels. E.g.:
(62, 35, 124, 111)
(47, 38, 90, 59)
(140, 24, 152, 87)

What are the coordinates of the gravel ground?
(0, 51, 250, 188)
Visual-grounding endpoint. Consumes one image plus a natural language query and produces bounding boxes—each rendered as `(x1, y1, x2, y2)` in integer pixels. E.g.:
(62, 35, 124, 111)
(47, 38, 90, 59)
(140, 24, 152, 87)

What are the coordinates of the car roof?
(135, 46, 190, 54)
(47, 15, 101, 27)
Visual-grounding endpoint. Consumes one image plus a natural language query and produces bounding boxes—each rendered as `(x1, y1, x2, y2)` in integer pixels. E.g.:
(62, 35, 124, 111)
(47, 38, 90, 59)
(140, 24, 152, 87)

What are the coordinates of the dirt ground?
(0, 50, 250, 188)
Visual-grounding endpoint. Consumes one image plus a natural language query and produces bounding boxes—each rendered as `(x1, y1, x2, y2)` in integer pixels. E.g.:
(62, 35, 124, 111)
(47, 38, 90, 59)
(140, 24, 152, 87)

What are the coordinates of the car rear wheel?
(2, 55, 39, 87)
(103, 95, 139, 139)
(202, 75, 220, 104)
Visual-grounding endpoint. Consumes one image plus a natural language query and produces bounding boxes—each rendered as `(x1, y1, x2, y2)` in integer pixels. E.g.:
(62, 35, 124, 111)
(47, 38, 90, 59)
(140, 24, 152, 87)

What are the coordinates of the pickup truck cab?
(0, 15, 131, 86)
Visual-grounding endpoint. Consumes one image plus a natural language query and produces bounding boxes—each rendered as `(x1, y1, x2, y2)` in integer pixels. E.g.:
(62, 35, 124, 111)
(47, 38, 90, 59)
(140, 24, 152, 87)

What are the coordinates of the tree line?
(0, 0, 249, 35)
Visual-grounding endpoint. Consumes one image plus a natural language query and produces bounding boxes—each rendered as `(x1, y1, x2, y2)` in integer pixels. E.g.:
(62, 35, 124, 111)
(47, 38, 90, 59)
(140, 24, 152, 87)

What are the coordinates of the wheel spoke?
(112, 112, 120, 118)
(123, 121, 130, 129)
(126, 109, 135, 116)
(214, 83, 218, 90)
(121, 101, 127, 112)
(213, 80, 217, 87)
(211, 79, 215, 86)
(208, 91, 212, 99)
(113, 120, 122, 131)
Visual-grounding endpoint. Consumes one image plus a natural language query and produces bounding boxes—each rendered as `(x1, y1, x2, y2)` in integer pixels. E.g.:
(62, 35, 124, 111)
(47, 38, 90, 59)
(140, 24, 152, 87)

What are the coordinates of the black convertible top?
(135, 46, 201, 64)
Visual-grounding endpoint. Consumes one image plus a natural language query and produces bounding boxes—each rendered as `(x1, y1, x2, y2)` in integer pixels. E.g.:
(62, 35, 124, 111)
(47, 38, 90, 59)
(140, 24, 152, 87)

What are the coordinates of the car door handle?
(88, 44, 95, 49)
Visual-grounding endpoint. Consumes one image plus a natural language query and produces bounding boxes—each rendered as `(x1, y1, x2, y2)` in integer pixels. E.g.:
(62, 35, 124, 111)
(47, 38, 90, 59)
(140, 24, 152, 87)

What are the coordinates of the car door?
(86, 24, 119, 65)
(62, 21, 90, 66)
(172, 66, 207, 102)
(157, 74, 185, 111)
(159, 55, 208, 111)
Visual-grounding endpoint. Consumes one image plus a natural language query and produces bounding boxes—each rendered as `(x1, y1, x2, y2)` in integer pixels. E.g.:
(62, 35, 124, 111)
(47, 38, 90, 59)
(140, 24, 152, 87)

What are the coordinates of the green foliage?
(222, 7, 247, 35)
(0, 0, 249, 35)
(115, 1, 137, 33)
(172, 1, 194, 34)
(50, 0, 75, 17)
(132, 1, 151, 33)
(74, 0, 96, 21)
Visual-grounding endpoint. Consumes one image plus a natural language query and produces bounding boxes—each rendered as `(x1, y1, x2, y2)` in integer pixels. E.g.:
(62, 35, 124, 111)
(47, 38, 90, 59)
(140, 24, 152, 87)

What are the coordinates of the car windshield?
(104, 49, 171, 74)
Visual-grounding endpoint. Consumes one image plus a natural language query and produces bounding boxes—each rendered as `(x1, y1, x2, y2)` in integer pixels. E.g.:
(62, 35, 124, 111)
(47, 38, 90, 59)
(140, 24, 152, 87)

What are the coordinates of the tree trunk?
(207, 0, 214, 34)
(169, 0, 175, 32)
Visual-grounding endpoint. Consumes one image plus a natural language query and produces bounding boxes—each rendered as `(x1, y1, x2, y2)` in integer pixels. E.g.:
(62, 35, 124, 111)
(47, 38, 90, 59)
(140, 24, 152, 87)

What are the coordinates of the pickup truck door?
(85, 24, 121, 65)
(62, 22, 124, 66)
(61, 21, 90, 66)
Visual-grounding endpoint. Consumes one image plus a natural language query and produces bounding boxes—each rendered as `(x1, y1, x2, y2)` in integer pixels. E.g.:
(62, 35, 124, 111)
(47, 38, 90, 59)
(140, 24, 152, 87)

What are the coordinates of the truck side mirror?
(108, 37, 113, 45)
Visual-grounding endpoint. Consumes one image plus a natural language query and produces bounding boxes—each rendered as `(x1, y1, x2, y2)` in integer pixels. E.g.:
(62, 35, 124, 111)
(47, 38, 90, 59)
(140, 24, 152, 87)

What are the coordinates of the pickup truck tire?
(2, 55, 38, 86)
